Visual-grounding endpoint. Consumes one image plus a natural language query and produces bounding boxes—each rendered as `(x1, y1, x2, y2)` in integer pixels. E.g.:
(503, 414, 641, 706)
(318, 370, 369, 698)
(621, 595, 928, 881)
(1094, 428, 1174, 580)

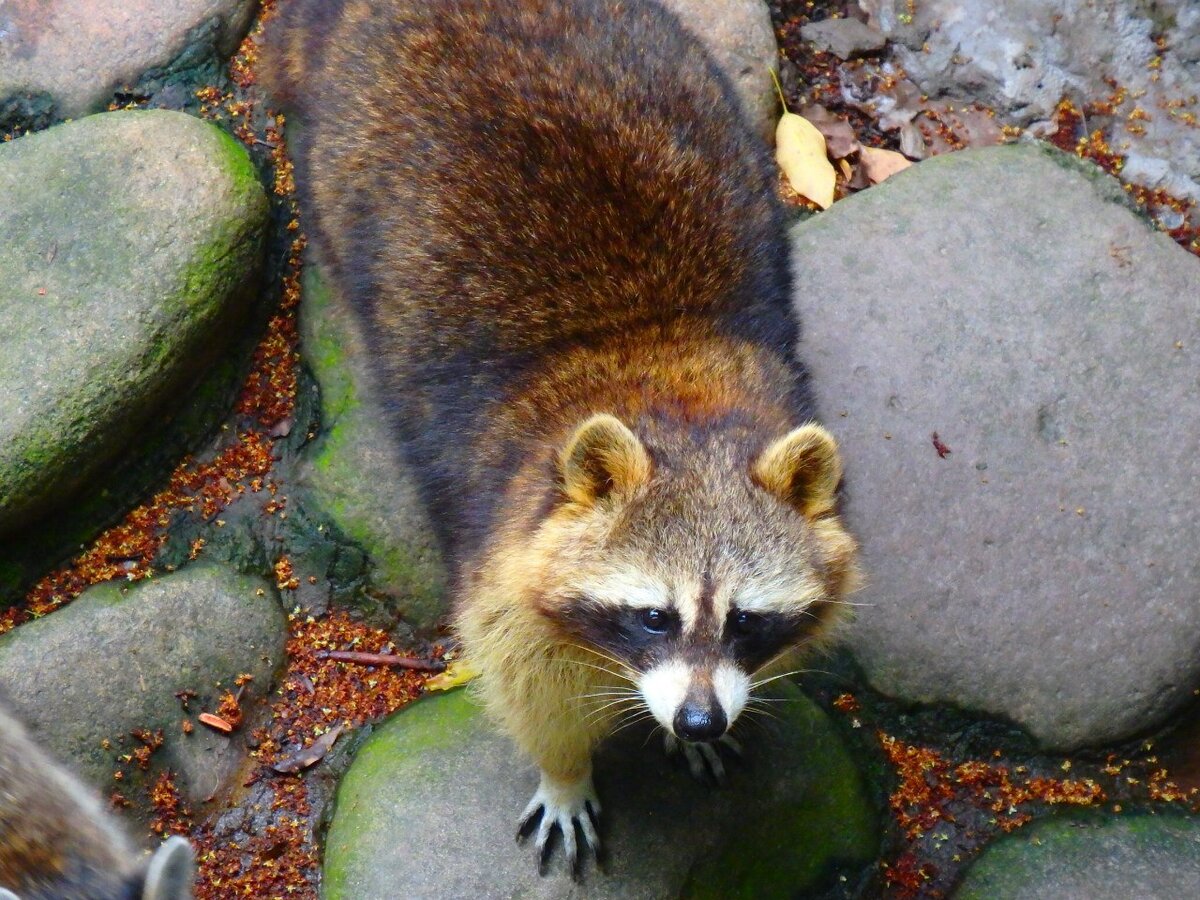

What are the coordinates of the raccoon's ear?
(560, 414, 652, 505)
(751, 423, 843, 518)
(142, 835, 195, 900)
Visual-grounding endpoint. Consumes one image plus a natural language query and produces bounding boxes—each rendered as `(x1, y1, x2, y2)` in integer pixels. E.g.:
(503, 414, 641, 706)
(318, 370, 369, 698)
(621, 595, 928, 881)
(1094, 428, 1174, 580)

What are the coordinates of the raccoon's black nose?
(674, 702, 727, 742)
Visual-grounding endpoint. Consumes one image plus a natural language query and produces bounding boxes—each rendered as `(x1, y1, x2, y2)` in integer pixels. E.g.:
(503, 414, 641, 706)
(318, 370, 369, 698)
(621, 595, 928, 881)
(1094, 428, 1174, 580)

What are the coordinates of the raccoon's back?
(265, 0, 794, 377)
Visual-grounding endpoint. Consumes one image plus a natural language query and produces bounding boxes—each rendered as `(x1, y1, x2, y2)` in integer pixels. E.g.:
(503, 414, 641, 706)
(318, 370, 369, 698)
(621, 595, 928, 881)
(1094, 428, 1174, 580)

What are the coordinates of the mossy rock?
(0, 563, 286, 814)
(296, 266, 447, 630)
(0, 109, 268, 540)
(955, 811, 1200, 899)
(324, 681, 879, 898)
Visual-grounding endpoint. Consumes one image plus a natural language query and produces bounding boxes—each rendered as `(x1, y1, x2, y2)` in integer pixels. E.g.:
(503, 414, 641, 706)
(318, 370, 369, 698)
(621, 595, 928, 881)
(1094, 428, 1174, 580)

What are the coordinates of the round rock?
(324, 681, 878, 900)
(790, 143, 1200, 751)
(0, 110, 269, 536)
(323, 684, 878, 899)
(0, 0, 257, 118)
(0, 563, 286, 806)
(956, 813, 1200, 899)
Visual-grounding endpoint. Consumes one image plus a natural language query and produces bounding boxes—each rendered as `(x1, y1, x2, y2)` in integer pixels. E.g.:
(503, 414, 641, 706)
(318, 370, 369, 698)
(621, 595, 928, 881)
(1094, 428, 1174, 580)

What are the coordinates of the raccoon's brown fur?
(264, 0, 859, 873)
(0, 705, 194, 900)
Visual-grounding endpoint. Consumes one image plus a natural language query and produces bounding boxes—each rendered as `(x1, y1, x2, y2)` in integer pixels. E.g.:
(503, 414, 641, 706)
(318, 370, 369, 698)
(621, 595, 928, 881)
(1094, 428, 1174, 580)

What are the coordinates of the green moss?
(323, 690, 480, 895)
(681, 683, 879, 898)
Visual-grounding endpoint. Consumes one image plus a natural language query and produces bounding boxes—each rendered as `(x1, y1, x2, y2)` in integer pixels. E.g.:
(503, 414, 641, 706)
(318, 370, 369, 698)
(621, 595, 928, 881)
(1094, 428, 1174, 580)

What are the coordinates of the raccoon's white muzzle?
(638, 659, 750, 741)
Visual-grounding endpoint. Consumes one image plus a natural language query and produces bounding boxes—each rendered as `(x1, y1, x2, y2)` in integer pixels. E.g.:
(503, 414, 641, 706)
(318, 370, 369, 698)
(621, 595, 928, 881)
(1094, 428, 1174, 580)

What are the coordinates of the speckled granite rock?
(790, 142, 1200, 751)
(297, 268, 447, 630)
(323, 683, 877, 899)
(879, 0, 1200, 201)
(0, 0, 257, 119)
(955, 813, 1200, 899)
(659, 0, 780, 142)
(0, 564, 285, 807)
(0, 110, 268, 537)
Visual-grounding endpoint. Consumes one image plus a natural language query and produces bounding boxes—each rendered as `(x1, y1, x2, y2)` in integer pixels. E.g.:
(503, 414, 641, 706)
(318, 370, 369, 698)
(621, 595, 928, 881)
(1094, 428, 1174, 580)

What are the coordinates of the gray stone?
(955, 813, 1200, 899)
(0, 563, 286, 807)
(297, 267, 447, 631)
(659, 0, 781, 143)
(790, 143, 1200, 750)
(0, 110, 269, 536)
(0, 0, 257, 118)
(882, 0, 1200, 200)
(801, 17, 887, 59)
(323, 683, 878, 899)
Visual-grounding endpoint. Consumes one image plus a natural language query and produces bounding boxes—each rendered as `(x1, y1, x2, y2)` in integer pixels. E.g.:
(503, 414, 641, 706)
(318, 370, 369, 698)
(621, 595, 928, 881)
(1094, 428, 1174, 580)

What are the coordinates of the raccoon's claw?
(517, 775, 602, 879)
(665, 733, 742, 785)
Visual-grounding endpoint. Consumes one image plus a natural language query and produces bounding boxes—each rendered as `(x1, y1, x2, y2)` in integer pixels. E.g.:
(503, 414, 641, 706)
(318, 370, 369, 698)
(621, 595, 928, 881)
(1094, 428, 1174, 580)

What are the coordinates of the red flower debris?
(1050, 99, 1199, 259)
(0, 432, 277, 636)
(274, 556, 300, 591)
(877, 734, 1104, 898)
(150, 771, 192, 838)
(832, 692, 861, 714)
(178, 609, 437, 900)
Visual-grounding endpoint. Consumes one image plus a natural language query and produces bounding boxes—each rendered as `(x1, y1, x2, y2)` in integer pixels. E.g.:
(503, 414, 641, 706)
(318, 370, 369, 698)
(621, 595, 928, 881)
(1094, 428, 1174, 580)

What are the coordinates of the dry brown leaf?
(859, 146, 913, 184)
(776, 111, 837, 209)
(799, 104, 861, 159)
(271, 724, 344, 774)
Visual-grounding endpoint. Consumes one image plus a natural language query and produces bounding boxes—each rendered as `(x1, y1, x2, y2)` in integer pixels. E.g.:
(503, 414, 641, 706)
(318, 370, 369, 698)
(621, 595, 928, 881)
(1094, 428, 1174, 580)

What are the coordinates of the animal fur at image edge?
(263, 0, 860, 876)
(0, 704, 194, 899)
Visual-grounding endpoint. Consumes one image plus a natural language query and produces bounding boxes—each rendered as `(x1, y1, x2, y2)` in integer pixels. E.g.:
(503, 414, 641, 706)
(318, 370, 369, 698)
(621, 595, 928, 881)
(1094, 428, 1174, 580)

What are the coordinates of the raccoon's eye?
(639, 608, 671, 634)
(730, 609, 764, 637)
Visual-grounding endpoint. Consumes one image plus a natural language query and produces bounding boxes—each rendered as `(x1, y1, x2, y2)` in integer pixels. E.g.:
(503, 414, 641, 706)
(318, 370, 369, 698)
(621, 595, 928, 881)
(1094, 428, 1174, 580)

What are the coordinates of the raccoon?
(0, 705, 194, 900)
(264, 0, 860, 876)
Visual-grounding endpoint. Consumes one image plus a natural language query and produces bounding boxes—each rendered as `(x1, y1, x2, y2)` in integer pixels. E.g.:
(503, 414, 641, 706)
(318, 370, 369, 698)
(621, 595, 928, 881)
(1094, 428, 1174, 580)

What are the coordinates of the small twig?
(319, 650, 445, 672)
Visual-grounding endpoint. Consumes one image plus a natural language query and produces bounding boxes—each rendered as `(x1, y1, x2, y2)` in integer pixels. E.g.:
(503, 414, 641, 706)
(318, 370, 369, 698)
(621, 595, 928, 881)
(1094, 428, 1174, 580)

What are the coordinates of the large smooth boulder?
(0, 563, 286, 806)
(323, 684, 878, 899)
(0, 110, 268, 536)
(791, 143, 1200, 750)
(0, 0, 257, 119)
(955, 812, 1200, 899)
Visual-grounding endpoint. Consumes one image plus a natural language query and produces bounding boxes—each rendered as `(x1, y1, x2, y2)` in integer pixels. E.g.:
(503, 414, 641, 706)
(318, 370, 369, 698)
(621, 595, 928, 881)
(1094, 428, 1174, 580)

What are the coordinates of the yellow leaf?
(837, 157, 852, 180)
(859, 146, 913, 184)
(425, 659, 480, 692)
(776, 111, 837, 209)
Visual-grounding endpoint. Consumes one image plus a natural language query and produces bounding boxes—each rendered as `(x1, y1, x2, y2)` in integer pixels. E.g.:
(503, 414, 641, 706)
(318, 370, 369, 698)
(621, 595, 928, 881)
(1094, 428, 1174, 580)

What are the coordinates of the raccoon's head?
(539, 413, 859, 742)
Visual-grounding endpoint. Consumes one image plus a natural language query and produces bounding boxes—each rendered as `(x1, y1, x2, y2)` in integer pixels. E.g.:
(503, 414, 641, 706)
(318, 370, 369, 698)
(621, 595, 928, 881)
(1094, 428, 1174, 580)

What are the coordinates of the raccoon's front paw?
(516, 773, 602, 879)
(664, 732, 742, 785)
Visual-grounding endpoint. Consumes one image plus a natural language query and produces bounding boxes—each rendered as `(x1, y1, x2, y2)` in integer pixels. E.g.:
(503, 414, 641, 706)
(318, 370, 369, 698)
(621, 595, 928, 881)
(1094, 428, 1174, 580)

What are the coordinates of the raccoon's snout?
(674, 700, 727, 742)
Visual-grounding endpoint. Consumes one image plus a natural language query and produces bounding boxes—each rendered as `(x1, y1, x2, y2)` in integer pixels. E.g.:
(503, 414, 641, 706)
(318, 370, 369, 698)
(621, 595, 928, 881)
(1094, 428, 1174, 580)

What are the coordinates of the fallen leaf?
(859, 146, 913, 183)
(837, 157, 853, 180)
(777, 112, 837, 208)
(425, 659, 480, 692)
(799, 104, 861, 159)
(271, 724, 344, 774)
(198, 712, 233, 734)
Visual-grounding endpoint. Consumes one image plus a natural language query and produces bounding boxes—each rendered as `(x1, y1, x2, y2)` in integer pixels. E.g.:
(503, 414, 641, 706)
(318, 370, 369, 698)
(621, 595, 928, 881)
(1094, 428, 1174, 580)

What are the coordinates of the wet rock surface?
(0, 109, 268, 538)
(791, 142, 1200, 751)
(0, 0, 257, 120)
(955, 812, 1200, 899)
(296, 268, 447, 630)
(322, 683, 878, 899)
(0, 563, 285, 807)
(659, 0, 780, 142)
